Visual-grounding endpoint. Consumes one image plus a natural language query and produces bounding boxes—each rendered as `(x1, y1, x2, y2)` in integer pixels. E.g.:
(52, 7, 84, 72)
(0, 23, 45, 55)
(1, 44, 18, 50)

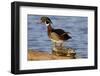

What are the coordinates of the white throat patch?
(45, 24, 49, 26)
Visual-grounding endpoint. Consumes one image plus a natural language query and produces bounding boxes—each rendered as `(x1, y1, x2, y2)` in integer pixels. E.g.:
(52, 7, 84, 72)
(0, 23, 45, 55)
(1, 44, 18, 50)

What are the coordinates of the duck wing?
(52, 29, 71, 40)
(52, 29, 66, 35)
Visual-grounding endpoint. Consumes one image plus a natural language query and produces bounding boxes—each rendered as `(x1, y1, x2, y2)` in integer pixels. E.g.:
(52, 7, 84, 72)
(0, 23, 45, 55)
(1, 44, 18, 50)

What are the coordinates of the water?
(28, 15, 88, 58)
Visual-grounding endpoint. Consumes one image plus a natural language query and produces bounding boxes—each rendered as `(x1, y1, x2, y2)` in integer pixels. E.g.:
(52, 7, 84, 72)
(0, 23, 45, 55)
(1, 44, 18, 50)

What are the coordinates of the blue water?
(28, 15, 88, 58)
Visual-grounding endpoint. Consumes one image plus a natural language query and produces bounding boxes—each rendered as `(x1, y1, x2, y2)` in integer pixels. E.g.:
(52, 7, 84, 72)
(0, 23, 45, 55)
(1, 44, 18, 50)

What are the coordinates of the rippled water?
(28, 15, 88, 58)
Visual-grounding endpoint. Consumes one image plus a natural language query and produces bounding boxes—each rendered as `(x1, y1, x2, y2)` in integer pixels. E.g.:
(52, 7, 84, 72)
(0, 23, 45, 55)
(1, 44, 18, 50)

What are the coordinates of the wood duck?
(40, 16, 71, 50)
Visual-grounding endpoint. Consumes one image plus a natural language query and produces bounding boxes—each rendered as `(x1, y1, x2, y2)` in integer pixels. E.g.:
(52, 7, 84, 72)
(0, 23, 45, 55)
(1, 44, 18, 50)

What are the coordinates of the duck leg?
(57, 42, 64, 50)
(52, 42, 57, 51)
(60, 42, 64, 48)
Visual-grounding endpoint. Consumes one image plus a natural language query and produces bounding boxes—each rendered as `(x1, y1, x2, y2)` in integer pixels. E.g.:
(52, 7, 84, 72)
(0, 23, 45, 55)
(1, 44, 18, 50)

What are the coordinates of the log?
(28, 48, 76, 61)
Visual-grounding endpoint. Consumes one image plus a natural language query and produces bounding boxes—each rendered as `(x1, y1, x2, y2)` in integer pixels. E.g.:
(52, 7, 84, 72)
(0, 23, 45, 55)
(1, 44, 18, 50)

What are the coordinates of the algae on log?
(52, 47, 76, 59)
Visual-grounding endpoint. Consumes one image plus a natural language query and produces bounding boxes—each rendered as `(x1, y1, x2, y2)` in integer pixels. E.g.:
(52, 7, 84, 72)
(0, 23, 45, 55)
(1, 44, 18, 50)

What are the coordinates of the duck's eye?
(46, 21, 49, 24)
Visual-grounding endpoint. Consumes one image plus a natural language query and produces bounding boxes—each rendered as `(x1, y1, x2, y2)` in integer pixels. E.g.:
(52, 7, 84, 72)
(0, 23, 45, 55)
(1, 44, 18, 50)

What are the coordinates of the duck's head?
(41, 16, 52, 26)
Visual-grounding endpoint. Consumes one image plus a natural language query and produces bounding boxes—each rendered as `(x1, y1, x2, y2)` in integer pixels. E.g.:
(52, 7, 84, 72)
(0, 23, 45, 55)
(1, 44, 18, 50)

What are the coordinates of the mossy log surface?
(52, 47, 76, 58)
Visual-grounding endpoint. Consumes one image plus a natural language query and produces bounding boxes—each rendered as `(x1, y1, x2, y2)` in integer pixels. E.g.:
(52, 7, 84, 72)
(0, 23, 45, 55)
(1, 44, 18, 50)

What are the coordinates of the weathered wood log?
(28, 48, 76, 61)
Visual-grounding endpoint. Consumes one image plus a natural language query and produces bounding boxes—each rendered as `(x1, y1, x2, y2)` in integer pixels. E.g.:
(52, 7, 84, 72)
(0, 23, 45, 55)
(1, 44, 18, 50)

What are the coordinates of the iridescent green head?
(41, 16, 52, 24)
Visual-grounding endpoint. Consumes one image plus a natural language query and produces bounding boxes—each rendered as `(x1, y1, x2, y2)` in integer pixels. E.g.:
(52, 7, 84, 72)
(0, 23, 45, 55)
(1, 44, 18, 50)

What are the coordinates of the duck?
(40, 16, 71, 50)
